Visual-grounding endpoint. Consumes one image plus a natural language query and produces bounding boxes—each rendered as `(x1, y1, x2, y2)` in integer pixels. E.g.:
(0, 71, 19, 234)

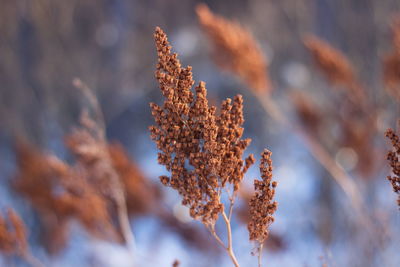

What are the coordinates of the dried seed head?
(303, 35, 366, 103)
(385, 126, 400, 207)
(248, 149, 278, 243)
(196, 4, 271, 94)
(303, 35, 355, 86)
(151, 27, 254, 226)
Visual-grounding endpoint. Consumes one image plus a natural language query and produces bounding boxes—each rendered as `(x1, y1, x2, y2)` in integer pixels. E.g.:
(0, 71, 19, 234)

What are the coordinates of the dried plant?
(0, 208, 44, 267)
(303, 35, 381, 177)
(236, 188, 285, 254)
(304, 34, 383, 178)
(248, 150, 278, 267)
(303, 35, 366, 104)
(14, 140, 118, 253)
(196, 5, 367, 225)
(150, 26, 271, 266)
(65, 111, 136, 250)
(196, 3, 271, 94)
(385, 124, 400, 207)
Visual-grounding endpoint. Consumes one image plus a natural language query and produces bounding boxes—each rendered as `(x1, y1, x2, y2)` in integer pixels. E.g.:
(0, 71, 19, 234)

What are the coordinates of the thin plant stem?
(111, 183, 136, 251)
(207, 226, 227, 249)
(221, 211, 240, 267)
(227, 191, 235, 221)
(258, 242, 264, 267)
(207, 193, 239, 266)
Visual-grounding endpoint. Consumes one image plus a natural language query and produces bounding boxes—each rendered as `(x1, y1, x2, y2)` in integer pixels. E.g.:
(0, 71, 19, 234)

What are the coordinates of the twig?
(228, 192, 235, 222)
(207, 210, 240, 266)
(110, 180, 136, 251)
(258, 242, 264, 267)
(207, 226, 227, 249)
(221, 211, 240, 267)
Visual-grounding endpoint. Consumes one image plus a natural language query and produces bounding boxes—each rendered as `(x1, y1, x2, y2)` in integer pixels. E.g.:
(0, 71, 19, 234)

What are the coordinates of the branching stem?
(207, 206, 239, 267)
(221, 211, 239, 267)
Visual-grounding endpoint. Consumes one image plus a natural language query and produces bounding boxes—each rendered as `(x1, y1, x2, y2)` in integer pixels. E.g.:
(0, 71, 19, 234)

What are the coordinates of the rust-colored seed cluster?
(248, 150, 277, 243)
(150, 27, 254, 225)
(0, 209, 28, 256)
(196, 4, 271, 94)
(385, 127, 400, 207)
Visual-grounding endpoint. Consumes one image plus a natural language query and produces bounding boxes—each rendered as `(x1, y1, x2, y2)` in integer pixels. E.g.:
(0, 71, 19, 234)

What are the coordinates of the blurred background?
(0, 0, 400, 266)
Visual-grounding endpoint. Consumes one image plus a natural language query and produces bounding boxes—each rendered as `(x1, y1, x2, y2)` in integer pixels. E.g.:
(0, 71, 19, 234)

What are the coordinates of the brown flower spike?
(196, 4, 271, 94)
(248, 150, 277, 243)
(385, 125, 400, 207)
(150, 26, 254, 226)
(150, 26, 259, 266)
(248, 150, 277, 267)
